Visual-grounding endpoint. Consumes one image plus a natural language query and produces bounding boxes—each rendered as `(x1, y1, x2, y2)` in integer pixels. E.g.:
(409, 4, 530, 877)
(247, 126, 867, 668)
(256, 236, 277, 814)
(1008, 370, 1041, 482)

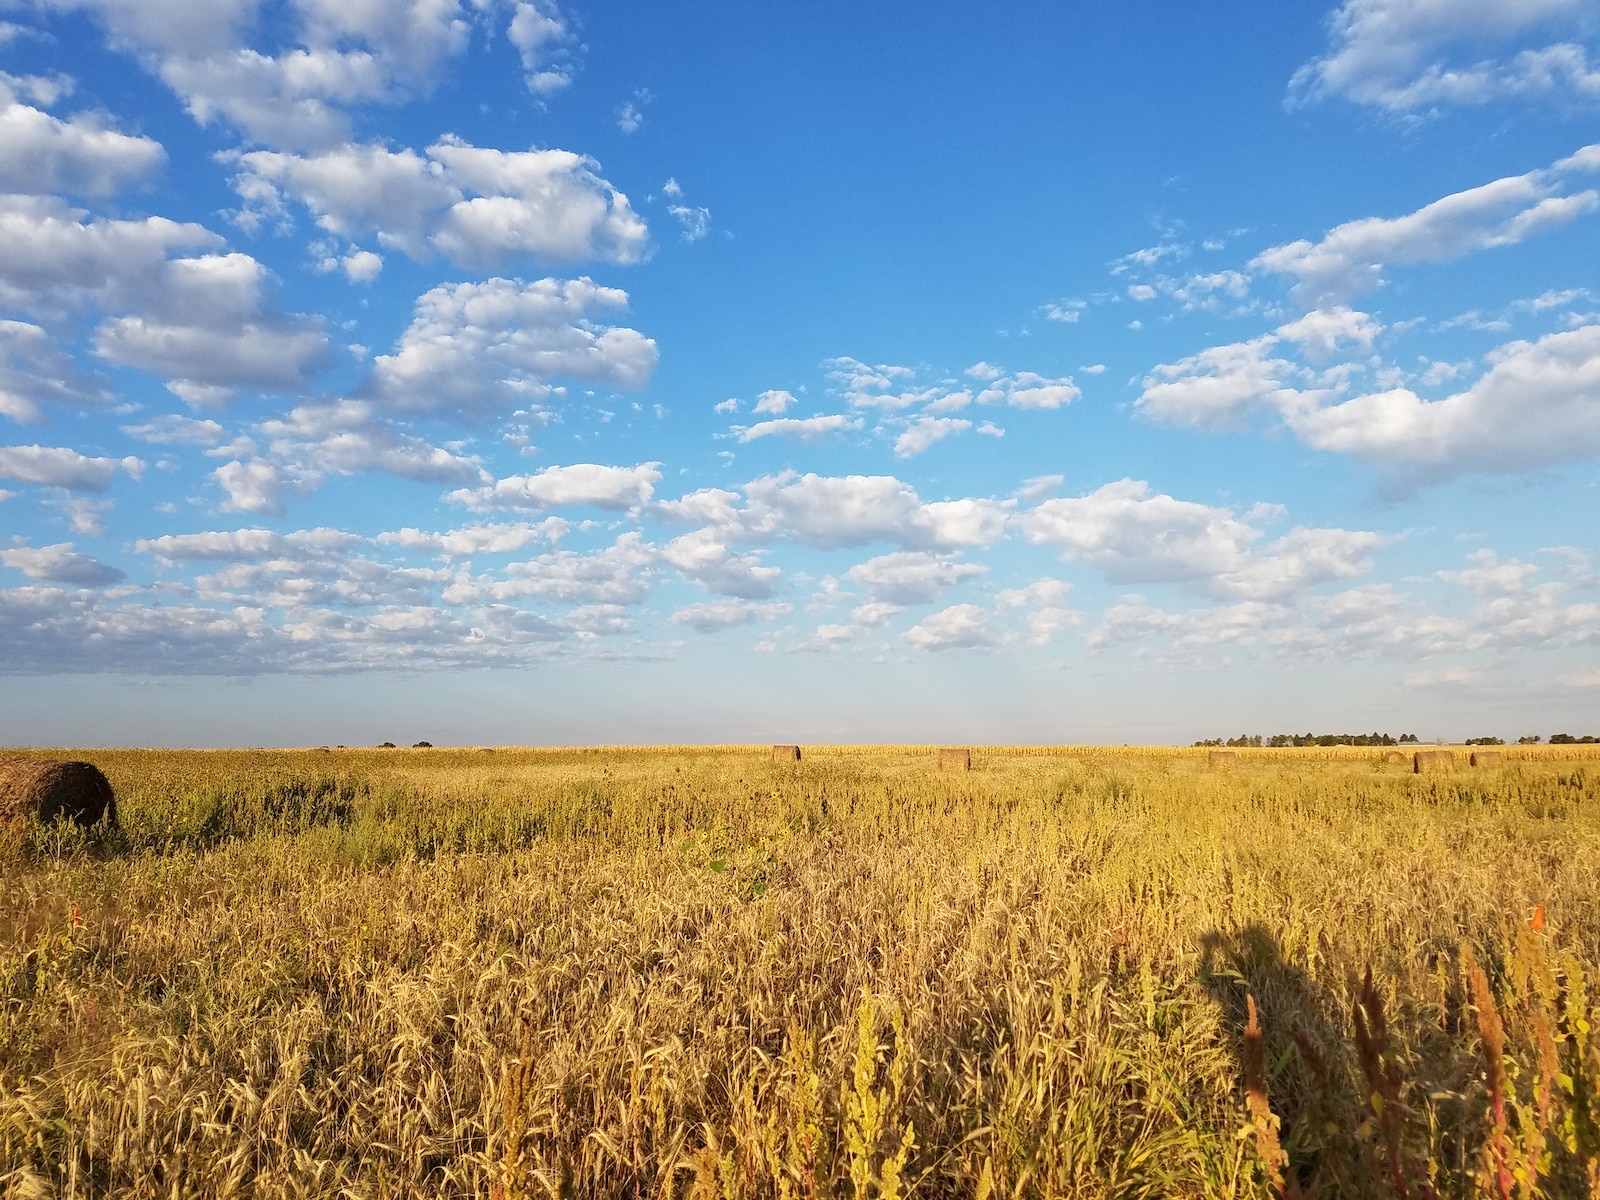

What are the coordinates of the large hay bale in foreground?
(1470, 750, 1504, 767)
(938, 747, 971, 771)
(1414, 750, 1455, 773)
(1208, 750, 1237, 768)
(772, 744, 801, 763)
(0, 759, 117, 828)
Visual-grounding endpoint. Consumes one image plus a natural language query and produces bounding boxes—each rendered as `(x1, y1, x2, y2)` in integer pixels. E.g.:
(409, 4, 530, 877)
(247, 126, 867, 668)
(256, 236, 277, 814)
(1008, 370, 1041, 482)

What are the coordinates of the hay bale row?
(1414, 750, 1455, 773)
(772, 744, 801, 763)
(938, 747, 971, 771)
(0, 758, 117, 828)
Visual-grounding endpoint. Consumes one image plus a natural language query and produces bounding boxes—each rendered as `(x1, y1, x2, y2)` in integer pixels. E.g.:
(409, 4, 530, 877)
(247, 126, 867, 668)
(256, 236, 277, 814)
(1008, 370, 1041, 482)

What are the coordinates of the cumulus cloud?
(0, 444, 137, 491)
(1291, 0, 1600, 112)
(231, 137, 648, 268)
(0, 78, 166, 196)
(0, 198, 331, 401)
(0, 319, 112, 421)
(893, 416, 970, 457)
(360, 276, 656, 414)
(669, 598, 791, 632)
(1286, 324, 1600, 485)
(442, 533, 658, 605)
(0, 541, 124, 585)
(258, 400, 485, 484)
(1253, 147, 1600, 305)
(1015, 479, 1384, 599)
(736, 414, 860, 444)
(120, 413, 226, 445)
(845, 551, 985, 605)
(904, 603, 993, 651)
(213, 458, 308, 515)
(660, 529, 781, 598)
(826, 356, 1079, 414)
(734, 473, 1013, 551)
(448, 462, 661, 512)
(44, 0, 505, 153)
(376, 519, 567, 561)
(752, 389, 797, 415)
(92, 253, 332, 397)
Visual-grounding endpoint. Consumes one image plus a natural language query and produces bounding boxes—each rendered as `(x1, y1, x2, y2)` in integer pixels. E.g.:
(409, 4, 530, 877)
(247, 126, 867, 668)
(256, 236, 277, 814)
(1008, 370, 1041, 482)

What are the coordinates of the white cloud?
(660, 528, 781, 598)
(1437, 549, 1540, 595)
(736, 414, 860, 444)
(0, 79, 166, 196)
(1253, 148, 1600, 305)
(752, 389, 797, 415)
(0, 194, 219, 318)
(120, 413, 225, 445)
(441, 533, 658, 605)
(360, 276, 656, 414)
(668, 204, 710, 242)
(341, 249, 382, 281)
(508, 0, 576, 95)
(1291, 0, 1600, 111)
(972, 370, 1080, 410)
(669, 598, 791, 632)
(258, 400, 485, 484)
(1286, 324, 1600, 484)
(904, 603, 993, 651)
(0, 444, 133, 491)
(0, 541, 124, 586)
(232, 137, 648, 268)
(850, 601, 903, 629)
(213, 458, 307, 515)
(92, 253, 332, 397)
(448, 462, 661, 512)
(1015, 478, 1383, 598)
(615, 101, 642, 133)
(893, 416, 970, 457)
(845, 551, 985, 605)
(376, 519, 567, 561)
(737, 473, 1013, 551)
(49, 0, 494, 152)
(0, 319, 111, 421)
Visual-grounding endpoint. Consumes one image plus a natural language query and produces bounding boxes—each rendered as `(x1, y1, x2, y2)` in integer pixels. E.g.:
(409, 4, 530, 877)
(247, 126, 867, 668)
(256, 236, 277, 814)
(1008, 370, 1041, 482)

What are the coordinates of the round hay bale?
(772, 744, 801, 763)
(1208, 750, 1237, 768)
(1414, 749, 1455, 774)
(1470, 750, 1504, 768)
(1383, 750, 1409, 764)
(937, 747, 971, 771)
(0, 759, 117, 828)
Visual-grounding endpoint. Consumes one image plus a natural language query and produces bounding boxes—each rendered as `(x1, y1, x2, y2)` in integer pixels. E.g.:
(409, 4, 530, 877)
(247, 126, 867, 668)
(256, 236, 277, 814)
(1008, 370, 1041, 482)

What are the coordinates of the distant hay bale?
(1470, 750, 1504, 768)
(1383, 750, 1409, 764)
(938, 747, 971, 771)
(1414, 750, 1455, 773)
(0, 759, 117, 829)
(772, 744, 801, 763)
(1208, 750, 1237, 768)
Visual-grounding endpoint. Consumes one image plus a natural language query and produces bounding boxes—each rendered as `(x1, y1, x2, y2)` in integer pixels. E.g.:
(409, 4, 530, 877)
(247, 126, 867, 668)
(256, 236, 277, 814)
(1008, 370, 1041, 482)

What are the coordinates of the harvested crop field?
(3, 744, 1599, 1198)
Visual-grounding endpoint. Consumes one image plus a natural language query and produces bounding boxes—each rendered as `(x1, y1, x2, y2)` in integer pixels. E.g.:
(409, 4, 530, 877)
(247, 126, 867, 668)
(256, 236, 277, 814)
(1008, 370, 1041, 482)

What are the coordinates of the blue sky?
(2, 0, 1598, 746)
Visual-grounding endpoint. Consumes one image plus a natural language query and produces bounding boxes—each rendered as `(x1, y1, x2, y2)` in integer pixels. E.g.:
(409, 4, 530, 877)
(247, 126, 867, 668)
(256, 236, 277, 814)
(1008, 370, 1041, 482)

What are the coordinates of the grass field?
(3, 744, 1600, 1198)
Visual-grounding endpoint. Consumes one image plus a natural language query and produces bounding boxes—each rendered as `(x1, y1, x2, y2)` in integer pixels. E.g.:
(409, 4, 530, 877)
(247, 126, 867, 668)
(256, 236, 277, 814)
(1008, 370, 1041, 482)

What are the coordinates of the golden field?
(3, 744, 1599, 1198)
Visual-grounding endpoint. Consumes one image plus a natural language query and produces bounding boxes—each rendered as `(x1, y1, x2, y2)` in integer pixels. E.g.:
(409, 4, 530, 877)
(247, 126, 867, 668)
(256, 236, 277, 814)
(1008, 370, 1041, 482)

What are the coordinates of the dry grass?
(2, 744, 1599, 1198)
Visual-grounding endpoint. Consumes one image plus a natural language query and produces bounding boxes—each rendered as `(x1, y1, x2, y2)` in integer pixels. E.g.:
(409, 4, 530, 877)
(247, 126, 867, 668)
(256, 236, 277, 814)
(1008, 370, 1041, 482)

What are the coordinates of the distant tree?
(1465, 736, 1506, 746)
(378, 741, 396, 748)
(413, 741, 433, 748)
(1518, 735, 1542, 744)
(1399, 734, 1420, 744)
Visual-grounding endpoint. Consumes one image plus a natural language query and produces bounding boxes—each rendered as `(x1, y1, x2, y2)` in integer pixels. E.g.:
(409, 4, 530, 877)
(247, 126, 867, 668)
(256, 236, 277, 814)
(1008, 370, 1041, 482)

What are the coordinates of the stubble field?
(3, 744, 1599, 1198)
